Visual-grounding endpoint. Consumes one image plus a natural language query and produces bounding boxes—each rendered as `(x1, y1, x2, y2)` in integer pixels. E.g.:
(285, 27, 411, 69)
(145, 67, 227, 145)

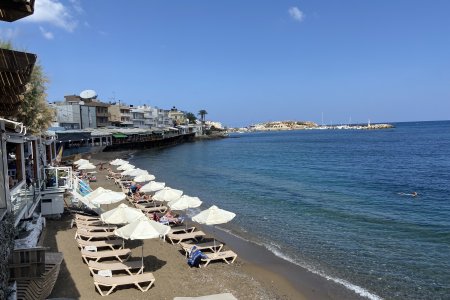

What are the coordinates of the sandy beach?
(44, 150, 361, 300)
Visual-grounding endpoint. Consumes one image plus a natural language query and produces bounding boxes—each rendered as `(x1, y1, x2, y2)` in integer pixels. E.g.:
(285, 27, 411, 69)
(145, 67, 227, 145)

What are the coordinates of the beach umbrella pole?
(141, 242, 144, 268)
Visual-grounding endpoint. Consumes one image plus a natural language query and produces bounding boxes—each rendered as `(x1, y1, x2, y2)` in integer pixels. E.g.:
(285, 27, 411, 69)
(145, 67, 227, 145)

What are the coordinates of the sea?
(129, 121, 450, 300)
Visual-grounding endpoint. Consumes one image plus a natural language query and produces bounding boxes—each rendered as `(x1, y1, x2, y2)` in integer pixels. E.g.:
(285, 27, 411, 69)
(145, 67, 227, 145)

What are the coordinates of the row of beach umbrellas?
(74, 158, 238, 267)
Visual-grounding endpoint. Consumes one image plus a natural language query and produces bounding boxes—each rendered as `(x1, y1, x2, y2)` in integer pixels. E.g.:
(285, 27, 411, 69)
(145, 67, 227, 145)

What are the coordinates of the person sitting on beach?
(152, 212, 160, 222)
(128, 182, 139, 196)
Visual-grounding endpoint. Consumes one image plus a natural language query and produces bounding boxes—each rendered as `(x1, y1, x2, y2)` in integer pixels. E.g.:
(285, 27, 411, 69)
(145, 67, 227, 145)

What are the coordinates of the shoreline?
(89, 150, 367, 300)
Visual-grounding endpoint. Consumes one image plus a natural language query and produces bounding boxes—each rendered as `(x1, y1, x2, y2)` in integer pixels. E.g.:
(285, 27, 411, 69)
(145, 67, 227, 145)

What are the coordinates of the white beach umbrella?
(192, 205, 236, 250)
(117, 163, 135, 171)
(85, 187, 111, 201)
(90, 191, 126, 205)
(78, 163, 96, 170)
(110, 159, 128, 165)
(101, 203, 145, 224)
(139, 181, 165, 193)
(168, 195, 202, 211)
(133, 173, 156, 183)
(74, 159, 90, 165)
(153, 187, 183, 202)
(121, 168, 148, 177)
(114, 216, 170, 266)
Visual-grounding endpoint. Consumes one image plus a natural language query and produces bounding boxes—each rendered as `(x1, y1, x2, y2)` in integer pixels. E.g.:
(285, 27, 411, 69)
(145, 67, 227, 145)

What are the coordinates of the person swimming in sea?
(398, 192, 418, 197)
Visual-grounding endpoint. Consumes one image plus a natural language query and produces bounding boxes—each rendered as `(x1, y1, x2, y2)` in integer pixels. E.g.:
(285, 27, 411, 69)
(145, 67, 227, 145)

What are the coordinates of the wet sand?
(44, 150, 362, 299)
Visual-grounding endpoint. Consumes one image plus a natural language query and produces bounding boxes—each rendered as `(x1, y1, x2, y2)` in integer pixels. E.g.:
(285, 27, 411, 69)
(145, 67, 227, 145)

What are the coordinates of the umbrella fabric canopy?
(153, 187, 183, 202)
(90, 191, 126, 205)
(117, 163, 135, 171)
(101, 203, 145, 224)
(114, 216, 171, 266)
(192, 205, 236, 251)
(121, 168, 148, 177)
(140, 181, 165, 193)
(192, 205, 236, 225)
(74, 159, 90, 165)
(114, 217, 170, 240)
(78, 163, 96, 170)
(85, 187, 111, 201)
(110, 159, 128, 166)
(168, 195, 202, 211)
(134, 173, 156, 183)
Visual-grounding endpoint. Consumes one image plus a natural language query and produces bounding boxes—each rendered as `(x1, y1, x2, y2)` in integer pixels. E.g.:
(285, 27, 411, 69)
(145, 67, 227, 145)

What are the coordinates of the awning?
(112, 133, 128, 138)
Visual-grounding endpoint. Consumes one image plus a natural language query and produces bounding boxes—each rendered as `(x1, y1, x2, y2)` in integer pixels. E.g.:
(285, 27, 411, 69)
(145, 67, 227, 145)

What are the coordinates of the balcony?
(0, 0, 35, 22)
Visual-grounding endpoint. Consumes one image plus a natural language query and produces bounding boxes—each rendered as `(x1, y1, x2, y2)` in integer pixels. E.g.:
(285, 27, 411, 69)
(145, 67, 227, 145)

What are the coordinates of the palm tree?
(198, 110, 208, 124)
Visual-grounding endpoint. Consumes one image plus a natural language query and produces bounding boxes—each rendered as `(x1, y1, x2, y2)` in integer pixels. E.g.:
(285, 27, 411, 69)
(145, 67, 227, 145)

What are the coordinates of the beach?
(43, 150, 362, 300)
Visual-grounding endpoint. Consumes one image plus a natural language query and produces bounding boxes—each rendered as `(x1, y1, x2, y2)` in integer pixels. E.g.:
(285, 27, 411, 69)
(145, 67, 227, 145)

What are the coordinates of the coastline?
(90, 150, 366, 299)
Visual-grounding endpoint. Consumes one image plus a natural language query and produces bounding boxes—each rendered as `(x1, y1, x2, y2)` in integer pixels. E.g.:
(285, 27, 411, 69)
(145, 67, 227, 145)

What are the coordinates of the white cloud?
(39, 26, 54, 40)
(69, 0, 84, 14)
(288, 6, 305, 22)
(0, 27, 20, 40)
(24, 0, 79, 32)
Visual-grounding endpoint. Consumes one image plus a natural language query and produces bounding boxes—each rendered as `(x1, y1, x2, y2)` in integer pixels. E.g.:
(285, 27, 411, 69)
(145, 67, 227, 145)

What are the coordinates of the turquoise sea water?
(129, 121, 450, 300)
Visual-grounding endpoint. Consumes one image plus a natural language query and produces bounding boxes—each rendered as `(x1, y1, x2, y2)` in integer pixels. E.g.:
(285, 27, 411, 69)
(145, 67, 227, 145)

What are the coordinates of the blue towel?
(187, 246, 207, 267)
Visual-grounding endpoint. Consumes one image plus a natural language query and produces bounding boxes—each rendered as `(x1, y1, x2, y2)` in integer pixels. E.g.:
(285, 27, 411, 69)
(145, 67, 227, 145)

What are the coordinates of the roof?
(0, 48, 37, 116)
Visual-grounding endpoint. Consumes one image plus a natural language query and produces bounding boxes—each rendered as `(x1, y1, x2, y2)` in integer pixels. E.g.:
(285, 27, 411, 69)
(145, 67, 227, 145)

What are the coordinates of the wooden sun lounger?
(169, 226, 196, 234)
(180, 241, 224, 257)
(75, 224, 117, 232)
(71, 218, 104, 228)
(75, 213, 100, 221)
(76, 238, 123, 251)
(75, 229, 116, 241)
(80, 248, 131, 264)
(140, 205, 168, 214)
(93, 272, 155, 296)
(200, 250, 238, 267)
(166, 231, 205, 245)
(88, 260, 144, 276)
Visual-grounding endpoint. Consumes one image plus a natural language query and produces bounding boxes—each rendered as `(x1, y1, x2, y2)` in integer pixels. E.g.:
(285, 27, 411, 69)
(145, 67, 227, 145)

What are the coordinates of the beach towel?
(187, 246, 207, 267)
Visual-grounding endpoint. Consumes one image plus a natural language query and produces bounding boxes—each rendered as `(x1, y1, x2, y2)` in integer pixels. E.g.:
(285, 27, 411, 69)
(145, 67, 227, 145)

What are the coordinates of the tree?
(185, 112, 197, 124)
(1, 41, 54, 134)
(198, 109, 208, 123)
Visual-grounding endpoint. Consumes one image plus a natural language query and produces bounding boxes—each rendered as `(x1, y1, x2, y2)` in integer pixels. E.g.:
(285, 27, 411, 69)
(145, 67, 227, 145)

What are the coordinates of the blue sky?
(1, 0, 449, 127)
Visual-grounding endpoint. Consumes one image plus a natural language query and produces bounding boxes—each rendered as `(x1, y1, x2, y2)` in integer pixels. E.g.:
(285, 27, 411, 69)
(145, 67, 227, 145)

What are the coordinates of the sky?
(1, 0, 449, 127)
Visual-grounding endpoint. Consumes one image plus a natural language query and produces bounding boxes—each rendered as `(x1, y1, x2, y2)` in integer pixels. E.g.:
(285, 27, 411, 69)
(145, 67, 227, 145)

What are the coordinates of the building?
(156, 108, 172, 127)
(130, 106, 145, 128)
(63, 95, 110, 128)
(168, 106, 187, 125)
(108, 103, 133, 127)
(138, 105, 158, 128)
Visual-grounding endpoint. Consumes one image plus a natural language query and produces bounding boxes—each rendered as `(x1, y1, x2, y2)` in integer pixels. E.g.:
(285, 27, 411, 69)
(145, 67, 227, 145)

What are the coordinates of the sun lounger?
(75, 213, 100, 221)
(180, 241, 224, 257)
(140, 205, 168, 214)
(88, 260, 144, 276)
(75, 224, 117, 232)
(166, 230, 205, 245)
(76, 238, 123, 251)
(80, 248, 131, 264)
(200, 250, 237, 267)
(169, 226, 196, 234)
(93, 272, 155, 296)
(75, 229, 116, 241)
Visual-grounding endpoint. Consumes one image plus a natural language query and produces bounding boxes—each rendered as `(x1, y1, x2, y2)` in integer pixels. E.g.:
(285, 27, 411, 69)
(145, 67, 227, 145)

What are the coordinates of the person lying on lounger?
(160, 209, 183, 225)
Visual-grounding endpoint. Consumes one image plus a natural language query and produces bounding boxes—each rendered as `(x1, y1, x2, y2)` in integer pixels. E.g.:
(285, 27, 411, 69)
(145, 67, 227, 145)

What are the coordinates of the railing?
(11, 180, 41, 223)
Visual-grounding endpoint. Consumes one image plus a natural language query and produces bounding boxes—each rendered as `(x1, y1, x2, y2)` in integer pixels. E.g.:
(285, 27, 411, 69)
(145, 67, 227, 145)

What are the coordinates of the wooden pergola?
(0, 0, 35, 22)
(0, 48, 36, 116)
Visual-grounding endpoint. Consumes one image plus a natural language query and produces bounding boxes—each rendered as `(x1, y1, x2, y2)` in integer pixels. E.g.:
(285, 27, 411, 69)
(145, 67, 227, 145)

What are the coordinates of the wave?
(217, 227, 383, 300)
